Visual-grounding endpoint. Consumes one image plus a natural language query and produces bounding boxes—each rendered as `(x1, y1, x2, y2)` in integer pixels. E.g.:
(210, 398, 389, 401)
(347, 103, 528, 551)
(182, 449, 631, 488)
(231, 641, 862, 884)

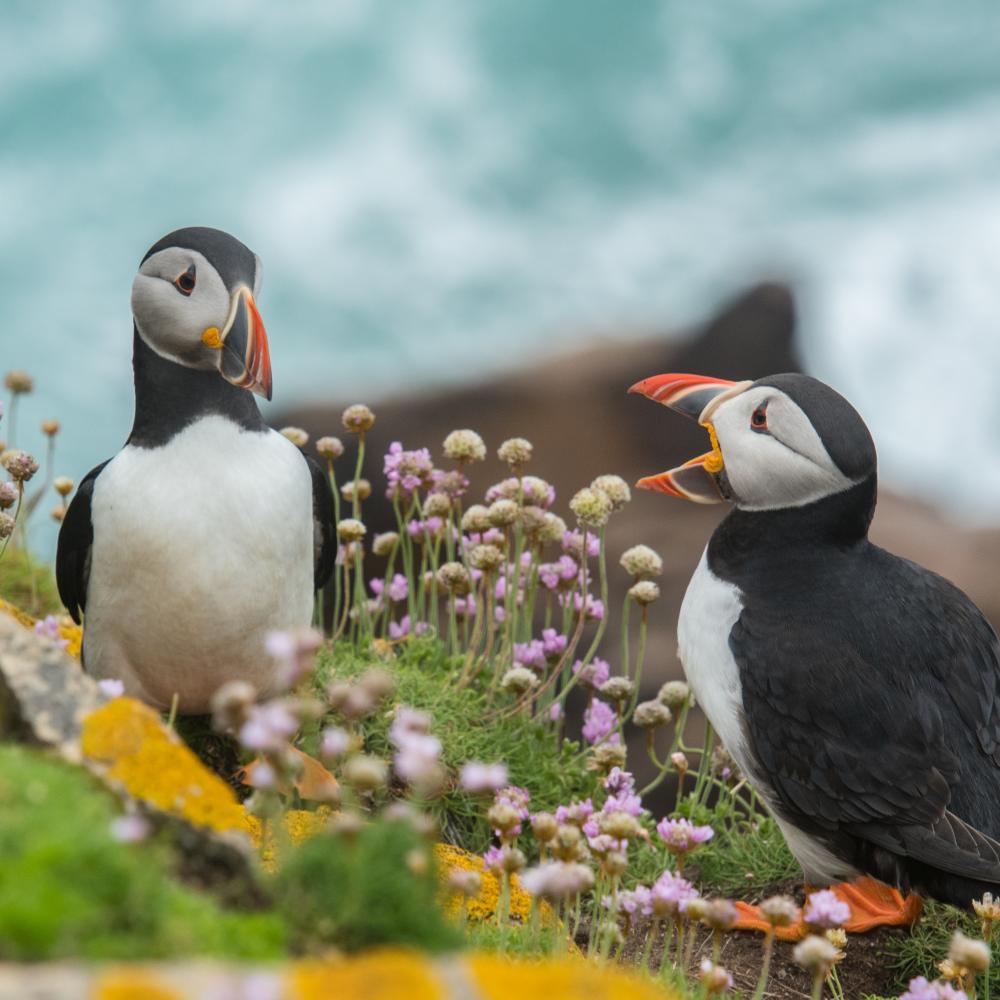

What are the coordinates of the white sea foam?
(3, 0, 1000, 562)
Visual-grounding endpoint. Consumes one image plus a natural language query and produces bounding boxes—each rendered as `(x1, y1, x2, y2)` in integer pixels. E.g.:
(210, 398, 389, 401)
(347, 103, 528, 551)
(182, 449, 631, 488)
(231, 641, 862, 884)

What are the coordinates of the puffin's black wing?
(55, 460, 109, 624)
(733, 570, 1000, 894)
(305, 456, 336, 590)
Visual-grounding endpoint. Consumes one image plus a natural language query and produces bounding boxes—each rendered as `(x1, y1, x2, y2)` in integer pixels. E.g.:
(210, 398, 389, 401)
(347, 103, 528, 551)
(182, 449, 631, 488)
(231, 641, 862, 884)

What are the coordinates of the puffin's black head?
(629, 371, 876, 511)
(131, 226, 272, 400)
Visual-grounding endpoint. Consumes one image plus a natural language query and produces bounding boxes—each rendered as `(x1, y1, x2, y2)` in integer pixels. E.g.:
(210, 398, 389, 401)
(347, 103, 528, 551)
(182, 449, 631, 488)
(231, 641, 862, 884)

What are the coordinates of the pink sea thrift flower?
(483, 845, 504, 873)
(603, 768, 645, 817)
(562, 530, 600, 559)
(574, 657, 610, 690)
(98, 678, 125, 699)
(265, 627, 322, 688)
(582, 698, 619, 745)
(555, 798, 594, 827)
(239, 702, 298, 753)
(460, 761, 509, 794)
(803, 888, 851, 929)
(541, 628, 567, 660)
(110, 814, 151, 843)
(656, 817, 714, 854)
(513, 639, 546, 671)
(320, 726, 351, 760)
(650, 869, 700, 916)
(900, 978, 968, 1000)
(33, 615, 68, 650)
(389, 616, 430, 640)
(383, 441, 434, 498)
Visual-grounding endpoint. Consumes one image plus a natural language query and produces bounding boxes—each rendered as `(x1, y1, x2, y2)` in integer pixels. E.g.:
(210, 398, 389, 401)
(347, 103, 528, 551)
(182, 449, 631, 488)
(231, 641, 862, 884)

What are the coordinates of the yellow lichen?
(81, 698, 247, 834)
(92, 970, 184, 1000)
(243, 807, 333, 871)
(289, 950, 443, 1000)
(434, 842, 540, 924)
(466, 955, 682, 1000)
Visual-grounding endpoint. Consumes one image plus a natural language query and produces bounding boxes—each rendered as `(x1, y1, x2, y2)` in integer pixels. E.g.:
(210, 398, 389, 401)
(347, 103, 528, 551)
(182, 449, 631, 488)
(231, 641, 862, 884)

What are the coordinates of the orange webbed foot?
(732, 877, 922, 938)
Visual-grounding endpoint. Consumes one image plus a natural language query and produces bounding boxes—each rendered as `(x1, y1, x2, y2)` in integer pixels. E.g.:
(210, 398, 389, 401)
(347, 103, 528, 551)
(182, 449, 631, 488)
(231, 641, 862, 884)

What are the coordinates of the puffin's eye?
(173, 265, 196, 296)
(750, 403, 769, 433)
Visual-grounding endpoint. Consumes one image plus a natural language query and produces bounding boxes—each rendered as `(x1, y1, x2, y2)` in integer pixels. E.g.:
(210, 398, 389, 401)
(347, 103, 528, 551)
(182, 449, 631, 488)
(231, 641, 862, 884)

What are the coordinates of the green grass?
(883, 897, 996, 996)
(0, 545, 61, 617)
(275, 815, 460, 954)
(0, 744, 286, 961)
(310, 637, 593, 852)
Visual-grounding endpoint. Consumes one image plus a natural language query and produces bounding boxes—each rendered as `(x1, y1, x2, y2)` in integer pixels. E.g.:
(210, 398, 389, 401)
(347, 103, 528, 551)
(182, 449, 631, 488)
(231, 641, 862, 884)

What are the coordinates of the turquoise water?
(3, 0, 1000, 558)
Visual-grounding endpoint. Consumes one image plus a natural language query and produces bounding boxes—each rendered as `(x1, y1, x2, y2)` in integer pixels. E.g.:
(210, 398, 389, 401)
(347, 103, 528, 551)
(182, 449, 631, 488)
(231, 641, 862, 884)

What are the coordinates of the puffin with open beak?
(57, 227, 336, 713)
(631, 371, 1000, 932)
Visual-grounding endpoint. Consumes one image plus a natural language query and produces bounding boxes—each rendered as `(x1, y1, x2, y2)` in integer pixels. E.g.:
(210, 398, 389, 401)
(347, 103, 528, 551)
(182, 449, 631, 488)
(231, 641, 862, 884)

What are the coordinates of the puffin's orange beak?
(218, 287, 273, 401)
(628, 373, 751, 503)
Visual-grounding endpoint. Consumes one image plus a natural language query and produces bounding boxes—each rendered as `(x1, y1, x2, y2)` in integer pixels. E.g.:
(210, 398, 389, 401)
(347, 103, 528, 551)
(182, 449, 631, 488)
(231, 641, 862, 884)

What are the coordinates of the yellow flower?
(466, 955, 683, 1000)
(289, 949, 442, 1000)
(93, 970, 183, 1000)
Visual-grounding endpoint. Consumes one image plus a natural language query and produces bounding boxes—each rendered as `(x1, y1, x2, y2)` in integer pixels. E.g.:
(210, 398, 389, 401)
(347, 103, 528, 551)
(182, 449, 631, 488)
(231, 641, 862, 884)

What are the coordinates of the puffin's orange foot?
(830, 876, 922, 933)
(733, 877, 922, 939)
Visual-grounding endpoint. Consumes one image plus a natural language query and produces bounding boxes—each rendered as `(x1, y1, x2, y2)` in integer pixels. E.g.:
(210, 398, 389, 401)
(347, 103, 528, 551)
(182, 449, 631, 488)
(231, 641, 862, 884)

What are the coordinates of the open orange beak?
(628, 373, 751, 503)
(218, 286, 273, 401)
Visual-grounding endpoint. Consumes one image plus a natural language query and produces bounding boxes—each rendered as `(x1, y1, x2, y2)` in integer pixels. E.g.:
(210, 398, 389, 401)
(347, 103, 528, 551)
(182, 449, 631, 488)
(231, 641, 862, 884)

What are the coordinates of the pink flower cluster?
(582, 697, 619, 745)
(803, 888, 851, 929)
(384, 441, 434, 498)
(656, 817, 715, 855)
(389, 705, 441, 785)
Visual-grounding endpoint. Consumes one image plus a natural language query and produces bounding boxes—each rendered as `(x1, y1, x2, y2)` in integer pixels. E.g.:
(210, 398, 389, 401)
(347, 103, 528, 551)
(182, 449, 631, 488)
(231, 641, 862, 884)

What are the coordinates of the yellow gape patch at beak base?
(703, 423, 724, 474)
(201, 327, 223, 349)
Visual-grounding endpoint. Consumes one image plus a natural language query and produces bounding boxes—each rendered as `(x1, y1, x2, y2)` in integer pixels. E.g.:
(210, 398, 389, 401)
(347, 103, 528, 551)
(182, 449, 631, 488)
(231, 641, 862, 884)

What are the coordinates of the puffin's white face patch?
(131, 248, 232, 370)
(712, 387, 856, 510)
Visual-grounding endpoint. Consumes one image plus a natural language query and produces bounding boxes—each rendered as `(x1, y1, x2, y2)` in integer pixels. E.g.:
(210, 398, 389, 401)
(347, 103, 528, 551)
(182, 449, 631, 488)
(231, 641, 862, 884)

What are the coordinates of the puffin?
(57, 227, 336, 713)
(630, 371, 1000, 928)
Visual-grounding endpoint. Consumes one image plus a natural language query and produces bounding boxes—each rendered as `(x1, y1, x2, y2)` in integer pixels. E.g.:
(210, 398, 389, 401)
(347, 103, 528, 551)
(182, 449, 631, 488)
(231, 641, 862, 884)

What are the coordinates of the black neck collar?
(707, 475, 877, 581)
(127, 327, 265, 448)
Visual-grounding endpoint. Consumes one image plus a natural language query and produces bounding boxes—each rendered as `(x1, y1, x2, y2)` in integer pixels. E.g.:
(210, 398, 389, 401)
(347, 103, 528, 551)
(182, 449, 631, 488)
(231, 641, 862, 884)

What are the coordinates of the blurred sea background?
(3, 0, 1000, 557)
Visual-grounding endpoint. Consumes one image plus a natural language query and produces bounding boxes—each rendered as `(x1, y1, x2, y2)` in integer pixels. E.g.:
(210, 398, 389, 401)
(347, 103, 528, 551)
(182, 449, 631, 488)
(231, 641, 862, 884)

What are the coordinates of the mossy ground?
(0, 744, 285, 961)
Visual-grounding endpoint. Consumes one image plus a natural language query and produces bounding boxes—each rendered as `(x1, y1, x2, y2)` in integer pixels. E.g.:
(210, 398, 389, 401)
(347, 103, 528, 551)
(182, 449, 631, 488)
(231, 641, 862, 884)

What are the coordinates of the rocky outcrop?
(279, 282, 1000, 702)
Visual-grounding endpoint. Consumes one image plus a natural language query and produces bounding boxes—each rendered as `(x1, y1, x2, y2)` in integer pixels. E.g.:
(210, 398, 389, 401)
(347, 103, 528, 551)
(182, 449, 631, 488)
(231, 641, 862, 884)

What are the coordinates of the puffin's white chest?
(85, 416, 315, 711)
(677, 549, 752, 771)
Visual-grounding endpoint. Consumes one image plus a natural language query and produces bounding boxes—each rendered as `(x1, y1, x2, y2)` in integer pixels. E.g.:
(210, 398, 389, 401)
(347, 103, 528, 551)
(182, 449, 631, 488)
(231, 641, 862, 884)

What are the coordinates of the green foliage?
(0, 545, 61, 617)
(883, 897, 994, 994)
(311, 637, 593, 852)
(274, 814, 461, 954)
(0, 745, 285, 960)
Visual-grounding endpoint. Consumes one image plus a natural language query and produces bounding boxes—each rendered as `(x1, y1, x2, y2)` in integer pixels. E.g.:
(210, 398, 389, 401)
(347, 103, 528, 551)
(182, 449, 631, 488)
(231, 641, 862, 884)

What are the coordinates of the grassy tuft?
(274, 814, 461, 954)
(310, 637, 593, 852)
(0, 546, 61, 618)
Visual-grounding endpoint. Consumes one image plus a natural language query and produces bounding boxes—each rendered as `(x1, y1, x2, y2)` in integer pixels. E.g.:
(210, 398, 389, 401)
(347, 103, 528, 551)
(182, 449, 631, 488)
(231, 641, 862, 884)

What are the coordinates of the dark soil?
(611, 918, 904, 998)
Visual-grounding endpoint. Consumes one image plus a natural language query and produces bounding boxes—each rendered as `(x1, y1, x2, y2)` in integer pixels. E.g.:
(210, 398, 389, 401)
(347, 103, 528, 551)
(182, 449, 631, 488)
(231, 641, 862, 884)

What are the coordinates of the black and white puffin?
(631, 371, 1000, 926)
(57, 227, 335, 713)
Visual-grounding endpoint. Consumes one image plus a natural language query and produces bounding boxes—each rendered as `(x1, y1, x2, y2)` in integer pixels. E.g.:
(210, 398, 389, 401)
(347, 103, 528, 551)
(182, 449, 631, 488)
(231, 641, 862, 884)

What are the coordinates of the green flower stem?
(625, 604, 648, 720)
(692, 720, 716, 808)
(811, 971, 825, 1000)
(326, 462, 341, 634)
(640, 917, 660, 971)
(620, 593, 631, 683)
(457, 575, 488, 689)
